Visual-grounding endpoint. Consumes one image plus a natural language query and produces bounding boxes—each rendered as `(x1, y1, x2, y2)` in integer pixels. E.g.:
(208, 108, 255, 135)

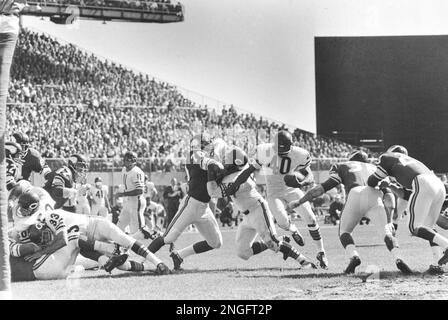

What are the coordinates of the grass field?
(10, 218, 448, 300)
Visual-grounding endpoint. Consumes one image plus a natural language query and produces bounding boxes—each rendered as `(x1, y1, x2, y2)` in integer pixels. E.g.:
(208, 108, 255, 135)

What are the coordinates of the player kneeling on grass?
(287, 150, 412, 275)
(208, 146, 317, 268)
(10, 191, 171, 275)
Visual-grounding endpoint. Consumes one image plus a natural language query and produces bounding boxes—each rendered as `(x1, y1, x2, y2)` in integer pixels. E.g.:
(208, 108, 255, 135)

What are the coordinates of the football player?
(5, 141, 22, 192)
(76, 182, 91, 215)
(12, 132, 51, 183)
(287, 150, 412, 274)
(207, 146, 317, 268)
(148, 133, 223, 270)
(44, 154, 89, 213)
(89, 177, 111, 217)
(367, 145, 448, 274)
(11, 191, 170, 275)
(224, 130, 328, 269)
(116, 151, 158, 240)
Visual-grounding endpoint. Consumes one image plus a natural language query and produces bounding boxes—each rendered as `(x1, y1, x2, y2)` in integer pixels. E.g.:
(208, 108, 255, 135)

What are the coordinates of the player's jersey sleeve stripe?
(377, 165, 388, 176)
(329, 175, 342, 184)
(373, 167, 388, 180)
(52, 176, 65, 187)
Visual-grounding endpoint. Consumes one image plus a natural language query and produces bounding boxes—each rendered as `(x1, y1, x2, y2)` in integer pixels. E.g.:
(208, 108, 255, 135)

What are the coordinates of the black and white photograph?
(0, 0, 448, 303)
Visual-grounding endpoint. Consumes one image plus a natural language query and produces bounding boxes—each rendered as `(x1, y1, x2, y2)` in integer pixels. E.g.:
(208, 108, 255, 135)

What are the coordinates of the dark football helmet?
(273, 130, 293, 156)
(387, 145, 408, 156)
(29, 222, 54, 246)
(5, 141, 22, 163)
(12, 132, 30, 158)
(348, 150, 369, 163)
(17, 191, 40, 218)
(68, 154, 89, 181)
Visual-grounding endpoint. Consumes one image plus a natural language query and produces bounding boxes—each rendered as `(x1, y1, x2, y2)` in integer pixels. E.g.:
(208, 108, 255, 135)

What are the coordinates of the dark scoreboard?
(315, 35, 448, 172)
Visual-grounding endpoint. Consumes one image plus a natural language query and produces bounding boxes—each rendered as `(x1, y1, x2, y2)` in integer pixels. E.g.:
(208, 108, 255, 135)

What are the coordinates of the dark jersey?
(19, 148, 50, 181)
(322, 161, 376, 195)
(371, 152, 432, 189)
(6, 158, 19, 191)
(186, 152, 223, 203)
(44, 166, 75, 209)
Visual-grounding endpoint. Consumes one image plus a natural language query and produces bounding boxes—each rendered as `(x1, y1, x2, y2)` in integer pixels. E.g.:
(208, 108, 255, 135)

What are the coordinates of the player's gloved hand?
(286, 200, 300, 211)
(384, 223, 396, 237)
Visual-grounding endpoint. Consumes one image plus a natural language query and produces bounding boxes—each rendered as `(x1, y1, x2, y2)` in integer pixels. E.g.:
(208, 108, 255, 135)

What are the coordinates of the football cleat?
(395, 259, 412, 275)
(155, 262, 171, 275)
(316, 251, 329, 270)
(170, 251, 184, 270)
(291, 231, 305, 247)
(438, 250, 448, 266)
(427, 264, 445, 275)
(104, 254, 128, 273)
(300, 258, 318, 270)
(344, 255, 361, 274)
(140, 225, 161, 240)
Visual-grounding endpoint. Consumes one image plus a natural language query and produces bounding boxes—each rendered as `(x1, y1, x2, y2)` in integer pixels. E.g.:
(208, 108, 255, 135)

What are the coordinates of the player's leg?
(148, 195, 195, 254)
(267, 195, 305, 246)
(90, 205, 99, 216)
(338, 187, 366, 274)
(92, 218, 168, 272)
(285, 189, 327, 267)
(255, 200, 316, 268)
(129, 197, 146, 235)
(117, 203, 131, 232)
(235, 220, 259, 260)
(173, 205, 222, 268)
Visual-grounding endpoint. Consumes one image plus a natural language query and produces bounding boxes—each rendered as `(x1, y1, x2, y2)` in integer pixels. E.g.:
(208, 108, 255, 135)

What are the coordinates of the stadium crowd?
(7, 29, 365, 171)
(29, 0, 183, 14)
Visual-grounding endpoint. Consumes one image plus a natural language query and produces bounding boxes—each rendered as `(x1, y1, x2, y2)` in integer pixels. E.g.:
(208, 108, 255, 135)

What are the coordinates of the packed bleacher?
(30, 0, 183, 14)
(7, 28, 368, 172)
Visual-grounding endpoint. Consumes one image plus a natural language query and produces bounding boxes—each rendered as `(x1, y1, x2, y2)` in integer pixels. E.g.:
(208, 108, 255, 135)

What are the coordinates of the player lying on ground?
(206, 146, 317, 268)
(224, 130, 328, 269)
(148, 134, 224, 270)
(367, 145, 448, 275)
(9, 222, 155, 281)
(287, 150, 412, 274)
(9, 191, 171, 275)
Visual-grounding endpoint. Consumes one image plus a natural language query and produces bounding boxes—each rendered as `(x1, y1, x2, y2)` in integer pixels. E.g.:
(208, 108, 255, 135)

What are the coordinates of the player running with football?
(224, 130, 328, 269)
(148, 133, 223, 270)
(208, 146, 317, 268)
(368, 145, 448, 274)
(287, 150, 412, 274)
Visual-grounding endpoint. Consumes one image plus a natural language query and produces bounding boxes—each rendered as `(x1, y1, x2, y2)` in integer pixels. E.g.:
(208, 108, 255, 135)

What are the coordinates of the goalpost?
(0, 5, 20, 299)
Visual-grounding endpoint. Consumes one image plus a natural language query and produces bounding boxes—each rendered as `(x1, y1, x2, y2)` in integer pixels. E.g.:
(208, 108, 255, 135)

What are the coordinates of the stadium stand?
(7, 29, 368, 171)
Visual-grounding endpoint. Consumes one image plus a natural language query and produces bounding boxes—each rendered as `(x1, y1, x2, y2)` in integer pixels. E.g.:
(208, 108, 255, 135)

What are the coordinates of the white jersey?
(144, 181, 157, 199)
(147, 201, 164, 215)
(210, 166, 263, 212)
(38, 209, 89, 240)
(251, 143, 311, 196)
(121, 166, 145, 202)
(90, 185, 108, 207)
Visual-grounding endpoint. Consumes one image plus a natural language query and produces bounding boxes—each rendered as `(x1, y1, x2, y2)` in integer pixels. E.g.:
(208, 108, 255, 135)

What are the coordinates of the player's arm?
(367, 156, 389, 187)
(206, 162, 226, 198)
(104, 188, 111, 211)
(52, 173, 77, 200)
(284, 167, 314, 188)
(117, 173, 144, 197)
(223, 160, 259, 197)
(35, 154, 51, 180)
(8, 231, 41, 257)
(287, 164, 340, 210)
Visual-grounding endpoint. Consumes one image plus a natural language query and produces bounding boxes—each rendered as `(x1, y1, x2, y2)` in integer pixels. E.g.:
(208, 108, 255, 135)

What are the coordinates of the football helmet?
(5, 141, 22, 163)
(68, 154, 89, 181)
(273, 130, 293, 156)
(387, 145, 408, 155)
(348, 150, 369, 163)
(17, 191, 40, 218)
(12, 132, 30, 158)
(224, 146, 248, 169)
(29, 222, 54, 246)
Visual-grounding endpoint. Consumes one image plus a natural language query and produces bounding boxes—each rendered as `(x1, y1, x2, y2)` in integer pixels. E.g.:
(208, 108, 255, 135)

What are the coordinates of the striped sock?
(131, 241, 162, 267)
(308, 223, 324, 252)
